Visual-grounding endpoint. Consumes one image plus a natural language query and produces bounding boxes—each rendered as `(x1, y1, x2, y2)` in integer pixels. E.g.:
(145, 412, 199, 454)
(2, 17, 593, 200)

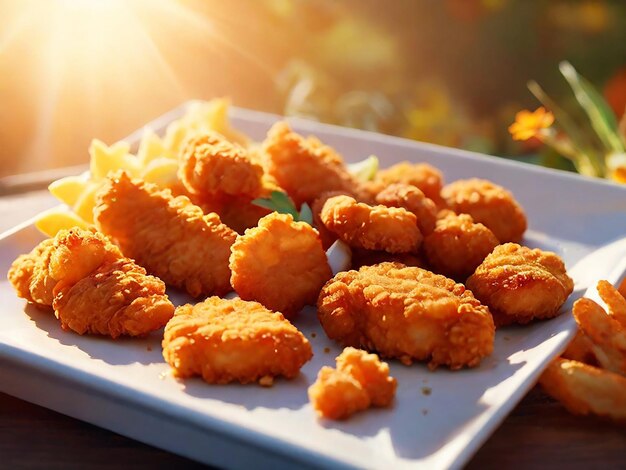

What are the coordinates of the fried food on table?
(261, 121, 366, 206)
(308, 347, 397, 420)
(423, 212, 499, 280)
(317, 262, 495, 369)
(350, 249, 426, 271)
(562, 330, 597, 366)
(374, 161, 444, 204)
(94, 172, 237, 297)
(539, 357, 626, 424)
(162, 297, 313, 385)
(466, 243, 573, 326)
(375, 183, 437, 236)
(229, 212, 332, 317)
(8, 228, 174, 337)
(572, 284, 626, 376)
(179, 132, 264, 199)
(441, 178, 527, 243)
(320, 195, 422, 254)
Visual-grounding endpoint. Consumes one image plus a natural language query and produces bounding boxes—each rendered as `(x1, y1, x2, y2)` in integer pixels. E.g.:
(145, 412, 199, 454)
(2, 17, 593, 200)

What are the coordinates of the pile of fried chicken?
(8, 120, 576, 420)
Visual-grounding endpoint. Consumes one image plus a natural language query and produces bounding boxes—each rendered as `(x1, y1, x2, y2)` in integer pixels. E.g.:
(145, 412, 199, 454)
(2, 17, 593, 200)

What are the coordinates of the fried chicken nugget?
(375, 183, 437, 236)
(229, 212, 332, 316)
(162, 296, 313, 385)
(8, 228, 174, 337)
(179, 132, 264, 199)
(423, 212, 499, 280)
(317, 262, 495, 369)
(94, 172, 237, 297)
(320, 195, 422, 254)
(311, 191, 352, 250)
(8, 238, 56, 306)
(308, 347, 397, 420)
(466, 243, 573, 326)
(441, 178, 527, 243)
(262, 122, 366, 206)
(539, 358, 626, 424)
(375, 162, 444, 204)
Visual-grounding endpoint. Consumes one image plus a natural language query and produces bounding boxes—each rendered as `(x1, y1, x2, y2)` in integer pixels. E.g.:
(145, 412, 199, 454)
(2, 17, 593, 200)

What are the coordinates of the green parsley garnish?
(252, 191, 313, 225)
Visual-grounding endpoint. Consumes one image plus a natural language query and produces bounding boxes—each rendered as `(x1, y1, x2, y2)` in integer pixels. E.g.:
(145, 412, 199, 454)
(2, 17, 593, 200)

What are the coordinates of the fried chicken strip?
(94, 172, 237, 297)
(262, 122, 366, 206)
(8, 228, 174, 337)
(318, 262, 495, 369)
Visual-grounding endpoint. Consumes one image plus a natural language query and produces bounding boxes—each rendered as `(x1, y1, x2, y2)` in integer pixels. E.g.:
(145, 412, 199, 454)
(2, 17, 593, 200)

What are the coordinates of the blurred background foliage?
(1, 0, 625, 177)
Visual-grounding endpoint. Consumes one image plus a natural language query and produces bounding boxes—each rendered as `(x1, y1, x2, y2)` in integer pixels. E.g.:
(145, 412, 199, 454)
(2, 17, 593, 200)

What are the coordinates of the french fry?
(141, 158, 180, 187)
(540, 358, 626, 424)
(48, 175, 89, 207)
(597, 279, 626, 327)
(73, 182, 101, 224)
(136, 129, 174, 165)
(573, 296, 626, 376)
(35, 210, 90, 237)
(89, 139, 140, 179)
(562, 330, 597, 366)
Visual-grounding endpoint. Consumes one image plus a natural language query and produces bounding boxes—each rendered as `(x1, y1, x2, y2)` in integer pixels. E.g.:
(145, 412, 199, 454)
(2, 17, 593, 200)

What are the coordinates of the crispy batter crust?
(466, 243, 573, 325)
(320, 195, 422, 254)
(441, 178, 527, 243)
(317, 262, 495, 369)
(308, 347, 397, 420)
(230, 212, 332, 316)
(375, 183, 438, 235)
(162, 297, 313, 384)
(94, 172, 237, 297)
(540, 358, 626, 423)
(262, 122, 366, 206)
(8, 238, 56, 306)
(375, 162, 444, 204)
(8, 228, 174, 337)
(179, 132, 264, 198)
(423, 212, 499, 280)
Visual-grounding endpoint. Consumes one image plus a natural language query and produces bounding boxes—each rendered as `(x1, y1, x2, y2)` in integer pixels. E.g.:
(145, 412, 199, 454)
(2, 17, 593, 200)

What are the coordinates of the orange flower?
(509, 107, 555, 141)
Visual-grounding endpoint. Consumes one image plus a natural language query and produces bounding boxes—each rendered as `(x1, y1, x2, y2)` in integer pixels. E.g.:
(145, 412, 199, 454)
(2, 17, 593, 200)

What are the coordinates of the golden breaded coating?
(423, 213, 499, 280)
(308, 347, 397, 420)
(262, 122, 365, 206)
(320, 195, 422, 254)
(8, 228, 174, 337)
(311, 191, 352, 250)
(350, 248, 426, 270)
(539, 358, 626, 424)
(375, 183, 437, 235)
(94, 172, 237, 297)
(441, 178, 527, 242)
(230, 212, 332, 317)
(162, 297, 313, 384)
(8, 238, 56, 307)
(54, 258, 174, 338)
(317, 262, 495, 369)
(466, 243, 573, 326)
(375, 162, 444, 204)
(194, 192, 272, 235)
(179, 132, 264, 199)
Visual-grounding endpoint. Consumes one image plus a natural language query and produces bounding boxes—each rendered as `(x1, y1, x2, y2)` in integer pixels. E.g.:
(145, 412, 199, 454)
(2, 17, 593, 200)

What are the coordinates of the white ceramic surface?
(2, 103, 626, 469)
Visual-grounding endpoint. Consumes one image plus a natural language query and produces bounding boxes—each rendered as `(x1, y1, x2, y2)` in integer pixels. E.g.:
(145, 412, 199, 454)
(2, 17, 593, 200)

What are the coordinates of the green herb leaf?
(347, 155, 379, 181)
(559, 61, 624, 154)
(252, 190, 313, 225)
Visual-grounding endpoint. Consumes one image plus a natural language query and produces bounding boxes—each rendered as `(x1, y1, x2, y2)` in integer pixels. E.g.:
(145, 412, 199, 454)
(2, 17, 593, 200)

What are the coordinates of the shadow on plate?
(180, 373, 310, 412)
(24, 303, 164, 366)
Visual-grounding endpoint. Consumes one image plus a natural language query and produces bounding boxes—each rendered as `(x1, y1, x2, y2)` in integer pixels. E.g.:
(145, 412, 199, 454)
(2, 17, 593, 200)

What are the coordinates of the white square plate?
(2, 103, 626, 469)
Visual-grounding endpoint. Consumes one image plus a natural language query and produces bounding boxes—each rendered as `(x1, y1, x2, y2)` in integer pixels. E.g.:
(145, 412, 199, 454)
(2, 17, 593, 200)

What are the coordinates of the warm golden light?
(0, 0, 279, 176)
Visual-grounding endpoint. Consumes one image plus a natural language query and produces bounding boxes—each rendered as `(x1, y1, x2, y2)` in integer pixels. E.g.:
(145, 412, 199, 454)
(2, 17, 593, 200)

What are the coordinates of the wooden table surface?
(1, 386, 624, 469)
(1, 190, 624, 469)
